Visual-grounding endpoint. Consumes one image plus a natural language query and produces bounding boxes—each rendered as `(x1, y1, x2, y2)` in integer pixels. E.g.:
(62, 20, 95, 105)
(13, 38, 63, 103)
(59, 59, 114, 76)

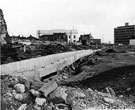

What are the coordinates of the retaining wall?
(1, 49, 98, 80)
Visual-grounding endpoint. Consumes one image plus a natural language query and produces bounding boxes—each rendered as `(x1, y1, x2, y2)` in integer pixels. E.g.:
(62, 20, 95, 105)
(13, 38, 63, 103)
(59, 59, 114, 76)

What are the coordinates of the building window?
(69, 35, 71, 39)
(74, 35, 76, 39)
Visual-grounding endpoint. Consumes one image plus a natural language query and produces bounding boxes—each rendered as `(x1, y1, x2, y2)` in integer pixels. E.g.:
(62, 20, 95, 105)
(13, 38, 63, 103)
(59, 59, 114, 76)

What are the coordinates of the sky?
(1, 0, 135, 43)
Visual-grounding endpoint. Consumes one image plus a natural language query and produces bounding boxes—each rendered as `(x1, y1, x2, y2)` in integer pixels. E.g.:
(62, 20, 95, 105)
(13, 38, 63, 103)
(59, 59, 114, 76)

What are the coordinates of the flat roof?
(38, 29, 78, 35)
(116, 25, 135, 29)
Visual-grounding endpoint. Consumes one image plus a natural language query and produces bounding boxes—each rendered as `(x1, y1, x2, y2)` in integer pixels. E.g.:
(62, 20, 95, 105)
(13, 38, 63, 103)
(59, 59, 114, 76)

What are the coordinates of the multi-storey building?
(37, 29, 79, 43)
(114, 23, 135, 45)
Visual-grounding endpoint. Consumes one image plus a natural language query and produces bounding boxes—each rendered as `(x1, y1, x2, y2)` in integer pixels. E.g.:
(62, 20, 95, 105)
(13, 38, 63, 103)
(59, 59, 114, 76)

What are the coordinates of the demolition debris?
(1, 49, 135, 110)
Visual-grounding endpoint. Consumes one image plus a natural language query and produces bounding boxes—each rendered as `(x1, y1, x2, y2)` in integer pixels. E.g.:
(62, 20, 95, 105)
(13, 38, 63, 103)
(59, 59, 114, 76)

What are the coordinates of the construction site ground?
(61, 51, 135, 105)
(1, 48, 135, 110)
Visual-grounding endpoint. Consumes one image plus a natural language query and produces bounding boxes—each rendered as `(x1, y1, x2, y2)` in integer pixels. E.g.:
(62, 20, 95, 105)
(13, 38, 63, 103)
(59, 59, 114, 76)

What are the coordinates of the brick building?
(79, 33, 101, 45)
(37, 29, 79, 43)
(39, 33, 67, 42)
(114, 23, 135, 45)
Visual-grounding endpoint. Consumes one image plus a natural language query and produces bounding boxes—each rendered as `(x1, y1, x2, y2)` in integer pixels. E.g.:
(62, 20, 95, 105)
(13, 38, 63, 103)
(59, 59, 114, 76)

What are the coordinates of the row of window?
(68, 35, 76, 39)
(69, 40, 76, 42)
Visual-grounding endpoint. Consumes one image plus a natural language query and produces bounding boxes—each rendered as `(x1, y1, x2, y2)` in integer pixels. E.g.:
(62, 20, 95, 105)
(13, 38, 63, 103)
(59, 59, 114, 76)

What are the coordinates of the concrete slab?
(39, 80, 58, 97)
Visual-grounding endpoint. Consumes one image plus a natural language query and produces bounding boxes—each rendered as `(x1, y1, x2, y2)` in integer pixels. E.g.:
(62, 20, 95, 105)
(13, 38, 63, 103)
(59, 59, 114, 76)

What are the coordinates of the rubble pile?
(1, 50, 135, 110)
(36, 43, 71, 55)
(114, 45, 135, 52)
(1, 41, 98, 64)
(1, 73, 135, 110)
(28, 42, 98, 58)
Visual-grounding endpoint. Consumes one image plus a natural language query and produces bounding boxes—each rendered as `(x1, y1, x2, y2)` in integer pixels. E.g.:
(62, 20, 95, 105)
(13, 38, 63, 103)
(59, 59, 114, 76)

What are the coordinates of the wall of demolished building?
(0, 9, 11, 44)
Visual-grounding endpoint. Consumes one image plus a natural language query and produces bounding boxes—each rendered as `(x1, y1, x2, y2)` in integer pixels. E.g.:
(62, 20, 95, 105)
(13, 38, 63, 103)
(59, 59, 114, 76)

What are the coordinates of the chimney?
(125, 22, 129, 26)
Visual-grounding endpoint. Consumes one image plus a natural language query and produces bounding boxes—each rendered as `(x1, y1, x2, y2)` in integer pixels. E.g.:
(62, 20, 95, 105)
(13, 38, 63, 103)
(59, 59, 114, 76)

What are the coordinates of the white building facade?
(129, 39, 135, 45)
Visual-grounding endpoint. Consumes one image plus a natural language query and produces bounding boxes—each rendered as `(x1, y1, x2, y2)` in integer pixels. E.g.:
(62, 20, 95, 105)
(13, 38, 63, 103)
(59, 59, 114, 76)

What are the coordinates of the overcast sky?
(1, 0, 135, 43)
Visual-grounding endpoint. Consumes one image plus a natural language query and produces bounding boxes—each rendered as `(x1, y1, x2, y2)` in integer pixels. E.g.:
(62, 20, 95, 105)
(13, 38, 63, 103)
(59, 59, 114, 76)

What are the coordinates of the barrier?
(1, 49, 99, 80)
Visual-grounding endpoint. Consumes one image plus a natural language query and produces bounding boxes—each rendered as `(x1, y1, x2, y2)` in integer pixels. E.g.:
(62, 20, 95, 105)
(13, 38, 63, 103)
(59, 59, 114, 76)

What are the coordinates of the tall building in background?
(114, 23, 135, 45)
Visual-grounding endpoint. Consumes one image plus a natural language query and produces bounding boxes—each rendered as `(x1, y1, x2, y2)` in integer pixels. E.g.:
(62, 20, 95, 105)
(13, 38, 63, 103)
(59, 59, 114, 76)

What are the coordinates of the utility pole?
(102, 34, 104, 44)
(37, 30, 40, 38)
(72, 25, 74, 43)
(73, 25, 74, 33)
(101, 34, 104, 49)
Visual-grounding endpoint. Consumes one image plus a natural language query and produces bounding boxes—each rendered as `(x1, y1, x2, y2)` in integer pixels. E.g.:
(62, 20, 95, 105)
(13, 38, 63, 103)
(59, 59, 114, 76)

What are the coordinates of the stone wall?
(0, 9, 9, 44)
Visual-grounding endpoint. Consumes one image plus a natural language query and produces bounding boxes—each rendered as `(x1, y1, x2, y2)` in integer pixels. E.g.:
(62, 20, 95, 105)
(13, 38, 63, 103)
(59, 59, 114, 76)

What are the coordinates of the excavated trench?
(66, 65, 135, 97)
